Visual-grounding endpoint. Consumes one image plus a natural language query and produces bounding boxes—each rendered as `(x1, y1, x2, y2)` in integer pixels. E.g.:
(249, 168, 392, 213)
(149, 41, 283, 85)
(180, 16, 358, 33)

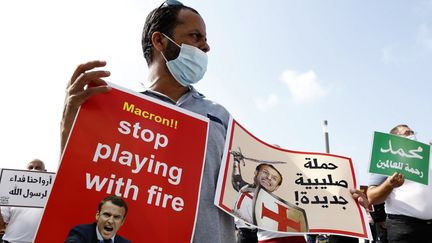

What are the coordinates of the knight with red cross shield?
(253, 186, 309, 233)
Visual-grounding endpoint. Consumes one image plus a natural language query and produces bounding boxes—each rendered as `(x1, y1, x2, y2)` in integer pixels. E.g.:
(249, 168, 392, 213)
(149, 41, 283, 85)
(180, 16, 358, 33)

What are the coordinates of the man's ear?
(151, 31, 166, 52)
(95, 211, 100, 221)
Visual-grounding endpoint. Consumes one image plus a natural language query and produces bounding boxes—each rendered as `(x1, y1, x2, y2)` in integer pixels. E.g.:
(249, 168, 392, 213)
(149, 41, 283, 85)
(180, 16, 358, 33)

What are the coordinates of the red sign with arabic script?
(35, 84, 208, 243)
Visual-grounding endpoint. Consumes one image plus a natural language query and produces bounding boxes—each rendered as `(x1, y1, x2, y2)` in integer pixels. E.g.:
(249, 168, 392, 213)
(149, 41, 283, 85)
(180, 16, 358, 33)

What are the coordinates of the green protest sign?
(369, 131, 430, 185)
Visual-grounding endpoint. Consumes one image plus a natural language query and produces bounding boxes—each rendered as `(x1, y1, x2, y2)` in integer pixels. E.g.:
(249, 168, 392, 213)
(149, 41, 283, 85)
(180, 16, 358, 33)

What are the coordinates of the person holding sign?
(60, 0, 234, 242)
(65, 195, 130, 243)
(367, 124, 432, 243)
(0, 159, 47, 243)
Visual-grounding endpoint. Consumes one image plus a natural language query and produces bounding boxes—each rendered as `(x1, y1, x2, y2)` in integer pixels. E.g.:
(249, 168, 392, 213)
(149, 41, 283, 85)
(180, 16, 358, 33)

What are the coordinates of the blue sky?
(1, 0, 431, 185)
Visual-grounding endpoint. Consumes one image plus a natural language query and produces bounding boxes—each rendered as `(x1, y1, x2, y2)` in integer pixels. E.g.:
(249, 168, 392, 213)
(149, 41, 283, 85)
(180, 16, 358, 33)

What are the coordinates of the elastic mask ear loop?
(160, 51, 168, 62)
(161, 33, 181, 48)
(160, 33, 181, 62)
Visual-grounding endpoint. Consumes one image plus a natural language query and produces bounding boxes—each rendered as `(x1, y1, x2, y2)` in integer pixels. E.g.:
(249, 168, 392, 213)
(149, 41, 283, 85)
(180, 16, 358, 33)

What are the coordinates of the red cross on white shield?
(253, 186, 309, 232)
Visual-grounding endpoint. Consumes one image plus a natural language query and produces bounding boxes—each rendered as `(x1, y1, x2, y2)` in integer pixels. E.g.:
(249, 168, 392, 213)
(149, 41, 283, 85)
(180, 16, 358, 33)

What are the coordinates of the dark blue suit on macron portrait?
(65, 222, 130, 243)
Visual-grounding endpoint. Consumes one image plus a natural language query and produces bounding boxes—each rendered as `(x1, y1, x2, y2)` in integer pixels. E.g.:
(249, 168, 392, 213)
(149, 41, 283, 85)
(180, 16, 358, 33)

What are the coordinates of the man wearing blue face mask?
(159, 33, 208, 86)
(60, 1, 235, 243)
(367, 124, 432, 243)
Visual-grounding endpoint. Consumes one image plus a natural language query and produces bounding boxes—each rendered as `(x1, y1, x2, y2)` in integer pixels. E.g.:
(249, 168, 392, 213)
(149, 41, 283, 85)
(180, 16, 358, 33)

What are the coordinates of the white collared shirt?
(1, 207, 43, 243)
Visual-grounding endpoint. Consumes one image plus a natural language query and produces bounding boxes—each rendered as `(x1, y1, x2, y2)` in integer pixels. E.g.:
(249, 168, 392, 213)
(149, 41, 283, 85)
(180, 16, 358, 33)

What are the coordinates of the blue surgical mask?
(160, 33, 208, 86)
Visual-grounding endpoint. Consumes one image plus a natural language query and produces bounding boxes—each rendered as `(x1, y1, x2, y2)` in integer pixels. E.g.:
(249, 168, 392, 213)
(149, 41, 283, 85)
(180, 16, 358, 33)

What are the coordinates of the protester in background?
(367, 124, 432, 243)
(370, 203, 387, 243)
(365, 207, 376, 243)
(0, 159, 47, 243)
(60, 1, 235, 242)
(65, 195, 130, 243)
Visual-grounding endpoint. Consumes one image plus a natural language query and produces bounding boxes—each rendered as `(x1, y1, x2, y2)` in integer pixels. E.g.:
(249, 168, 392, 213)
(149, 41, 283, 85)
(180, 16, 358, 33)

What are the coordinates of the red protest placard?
(215, 119, 370, 239)
(35, 84, 208, 243)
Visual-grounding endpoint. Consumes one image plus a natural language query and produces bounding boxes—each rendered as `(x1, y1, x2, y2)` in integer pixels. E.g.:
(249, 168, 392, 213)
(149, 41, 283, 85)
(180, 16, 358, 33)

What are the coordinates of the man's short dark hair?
(98, 195, 128, 217)
(255, 163, 283, 186)
(142, 2, 199, 64)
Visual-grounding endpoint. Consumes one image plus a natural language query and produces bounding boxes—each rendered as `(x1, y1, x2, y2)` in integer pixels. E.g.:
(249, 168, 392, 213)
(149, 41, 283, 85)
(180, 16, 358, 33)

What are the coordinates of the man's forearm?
(60, 104, 79, 154)
(0, 213, 6, 233)
(367, 184, 393, 205)
(367, 172, 404, 204)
